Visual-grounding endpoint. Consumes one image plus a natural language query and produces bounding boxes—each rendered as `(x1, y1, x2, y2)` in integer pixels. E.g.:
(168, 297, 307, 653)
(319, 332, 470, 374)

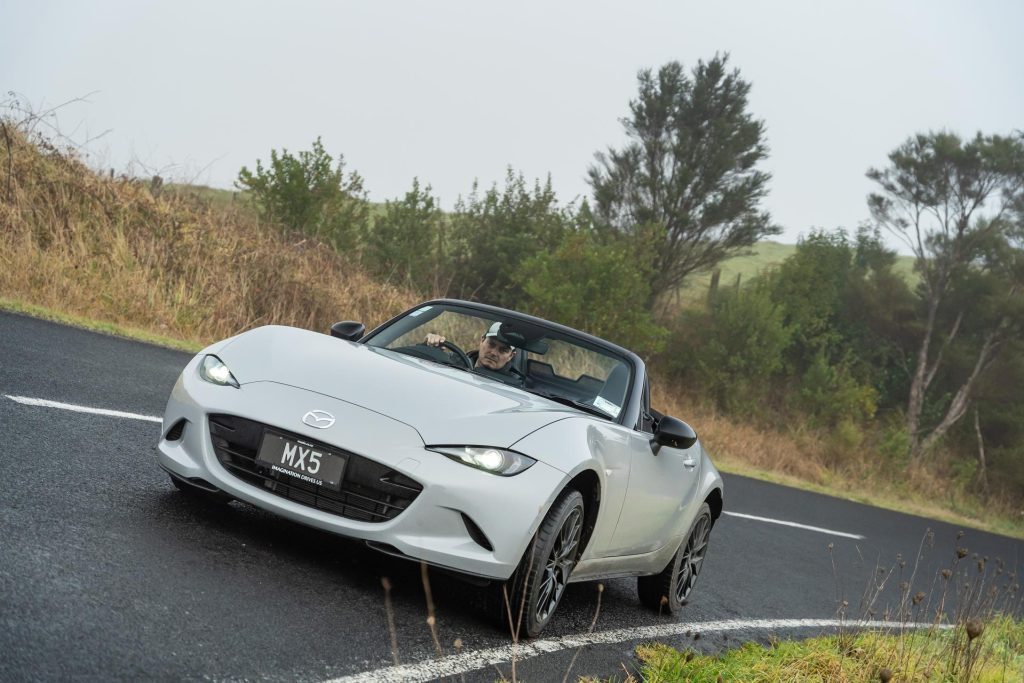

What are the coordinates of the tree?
(448, 169, 571, 307)
(867, 131, 1024, 458)
(236, 137, 368, 250)
(588, 55, 779, 309)
(362, 178, 451, 295)
(766, 229, 909, 425)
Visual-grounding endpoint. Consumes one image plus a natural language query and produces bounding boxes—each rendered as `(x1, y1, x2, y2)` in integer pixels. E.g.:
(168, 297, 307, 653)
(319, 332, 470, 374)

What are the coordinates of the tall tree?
(588, 55, 778, 308)
(867, 131, 1024, 459)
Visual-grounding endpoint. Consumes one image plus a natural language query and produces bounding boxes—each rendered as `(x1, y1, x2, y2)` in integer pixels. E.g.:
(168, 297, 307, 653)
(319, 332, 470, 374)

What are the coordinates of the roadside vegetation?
(625, 617, 1024, 682)
(613, 529, 1024, 682)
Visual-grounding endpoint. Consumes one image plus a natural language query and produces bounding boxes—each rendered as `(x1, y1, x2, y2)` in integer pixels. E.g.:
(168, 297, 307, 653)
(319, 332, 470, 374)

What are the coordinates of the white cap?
(484, 322, 514, 349)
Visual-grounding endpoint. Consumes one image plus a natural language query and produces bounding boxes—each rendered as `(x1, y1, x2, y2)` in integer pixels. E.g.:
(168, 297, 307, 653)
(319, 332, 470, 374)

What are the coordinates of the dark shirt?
(468, 350, 512, 375)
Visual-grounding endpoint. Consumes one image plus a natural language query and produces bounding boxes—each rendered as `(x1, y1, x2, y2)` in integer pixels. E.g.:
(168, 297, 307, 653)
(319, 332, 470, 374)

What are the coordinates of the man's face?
(476, 335, 514, 370)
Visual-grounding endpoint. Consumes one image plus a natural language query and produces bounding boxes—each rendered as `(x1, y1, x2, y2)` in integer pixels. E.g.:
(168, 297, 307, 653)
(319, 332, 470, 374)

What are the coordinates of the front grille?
(208, 414, 422, 523)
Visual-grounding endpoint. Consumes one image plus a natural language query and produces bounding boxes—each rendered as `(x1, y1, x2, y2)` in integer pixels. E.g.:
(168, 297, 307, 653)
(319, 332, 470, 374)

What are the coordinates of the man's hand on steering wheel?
(424, 333, 447, 347)
(423, 334, 473, 369)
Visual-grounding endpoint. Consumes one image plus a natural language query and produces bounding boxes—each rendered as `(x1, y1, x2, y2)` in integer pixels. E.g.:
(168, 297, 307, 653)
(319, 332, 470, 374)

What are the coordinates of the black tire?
(496, 489, 585, 638)
(169, 475, 232, 504)
(638, 502, 712, 613)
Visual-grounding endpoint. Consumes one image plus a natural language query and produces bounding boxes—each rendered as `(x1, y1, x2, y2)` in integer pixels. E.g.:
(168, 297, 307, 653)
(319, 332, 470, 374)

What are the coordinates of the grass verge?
(624, 616, 1024, 682)
(710, 455, 1024, 541)
(653, 389, 1024, 540)
(0, 297, 203, 353)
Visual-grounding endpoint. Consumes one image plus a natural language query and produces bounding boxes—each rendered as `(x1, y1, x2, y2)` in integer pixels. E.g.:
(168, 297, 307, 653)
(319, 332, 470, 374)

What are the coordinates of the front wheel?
(638, 502, 712, 612)
(498, 489, 584, 638)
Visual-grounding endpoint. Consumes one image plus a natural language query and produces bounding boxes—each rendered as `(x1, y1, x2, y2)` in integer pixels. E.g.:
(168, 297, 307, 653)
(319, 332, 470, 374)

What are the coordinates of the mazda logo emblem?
(302, 410, 335, 429)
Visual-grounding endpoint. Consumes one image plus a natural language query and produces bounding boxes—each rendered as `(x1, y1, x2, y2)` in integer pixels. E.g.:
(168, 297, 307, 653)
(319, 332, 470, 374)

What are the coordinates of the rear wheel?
(497, 489, 584, 638)
(638, 502, 712, 612)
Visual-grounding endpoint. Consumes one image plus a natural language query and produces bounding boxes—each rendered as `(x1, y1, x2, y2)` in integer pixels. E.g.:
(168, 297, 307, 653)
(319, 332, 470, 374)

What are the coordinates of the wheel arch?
(565, 469, 601, 558)
(705, 487, 723, 524)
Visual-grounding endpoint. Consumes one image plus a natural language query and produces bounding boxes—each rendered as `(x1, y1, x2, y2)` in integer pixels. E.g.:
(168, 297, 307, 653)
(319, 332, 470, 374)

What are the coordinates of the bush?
(447, 170, 571, 307)
(521, 230, 667, 356)
(876, 416, 911, 470)
(681, 284, 790, 414)
(361, 178, 451, 295)
(235, 137, 368, 250)
(795, 352, 878, 427)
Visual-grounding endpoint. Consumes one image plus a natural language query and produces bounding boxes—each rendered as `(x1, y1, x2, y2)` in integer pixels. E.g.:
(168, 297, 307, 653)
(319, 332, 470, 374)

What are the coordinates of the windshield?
(364, 304, 633, 421)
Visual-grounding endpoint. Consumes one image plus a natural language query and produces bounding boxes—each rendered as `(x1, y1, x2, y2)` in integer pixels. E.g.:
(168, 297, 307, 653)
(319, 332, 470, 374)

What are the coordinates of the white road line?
(4, 395, 162, 423)
(326, 618, 950, 683)
(723, 511, 865, 540)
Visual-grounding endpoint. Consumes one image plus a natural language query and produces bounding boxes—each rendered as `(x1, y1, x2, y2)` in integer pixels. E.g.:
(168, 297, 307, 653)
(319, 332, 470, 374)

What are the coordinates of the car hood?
(217, 325, 579, 448)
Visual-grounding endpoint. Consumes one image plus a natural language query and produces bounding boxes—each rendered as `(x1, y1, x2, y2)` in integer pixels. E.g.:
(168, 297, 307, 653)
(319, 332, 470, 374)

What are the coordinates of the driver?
(424, 322, 516, 374)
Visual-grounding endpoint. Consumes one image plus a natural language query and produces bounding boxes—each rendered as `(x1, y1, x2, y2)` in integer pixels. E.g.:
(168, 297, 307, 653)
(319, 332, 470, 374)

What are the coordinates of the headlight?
(198, 355, 240, 388)
(429, 446, 536, 476)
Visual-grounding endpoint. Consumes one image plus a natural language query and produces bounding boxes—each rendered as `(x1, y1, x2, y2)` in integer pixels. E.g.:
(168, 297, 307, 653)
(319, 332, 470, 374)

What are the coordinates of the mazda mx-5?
(157, 299, 723, 636)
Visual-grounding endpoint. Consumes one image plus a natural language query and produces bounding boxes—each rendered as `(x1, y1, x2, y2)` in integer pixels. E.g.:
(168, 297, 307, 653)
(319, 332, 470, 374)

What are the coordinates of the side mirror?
(651, 416, 698, 454)
(330, 321, 365, 341)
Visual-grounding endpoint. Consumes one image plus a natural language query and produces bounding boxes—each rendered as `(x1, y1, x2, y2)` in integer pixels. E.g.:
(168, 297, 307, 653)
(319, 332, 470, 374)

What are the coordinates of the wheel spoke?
(675, 514, 712, 603)
(537, 574, 555, 610)
(535, 505, 584, 623)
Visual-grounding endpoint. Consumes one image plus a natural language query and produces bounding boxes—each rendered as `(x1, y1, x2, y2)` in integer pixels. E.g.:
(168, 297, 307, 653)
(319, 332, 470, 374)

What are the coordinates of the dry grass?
(0, 124, 416, 345)
(653, 382, 1024, 538)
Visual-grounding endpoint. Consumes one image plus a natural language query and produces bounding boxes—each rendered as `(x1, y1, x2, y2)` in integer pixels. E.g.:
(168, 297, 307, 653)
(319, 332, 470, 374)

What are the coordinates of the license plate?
(256, 432, 347, 491)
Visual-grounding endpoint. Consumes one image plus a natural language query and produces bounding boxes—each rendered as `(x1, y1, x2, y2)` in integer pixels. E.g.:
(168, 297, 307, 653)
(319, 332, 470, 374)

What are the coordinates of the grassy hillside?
(676, 240, 917, 306)
(0, 130, 417, 346)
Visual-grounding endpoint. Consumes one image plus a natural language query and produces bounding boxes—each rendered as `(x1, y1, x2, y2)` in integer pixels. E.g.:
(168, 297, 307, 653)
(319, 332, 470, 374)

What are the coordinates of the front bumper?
(157, 357, 567, 580)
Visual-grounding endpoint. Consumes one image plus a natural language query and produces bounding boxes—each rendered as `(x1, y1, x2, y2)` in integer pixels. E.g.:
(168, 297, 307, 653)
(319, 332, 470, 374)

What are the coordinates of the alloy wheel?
(535, 506, 583, 623)
(675, 512, 711, 603)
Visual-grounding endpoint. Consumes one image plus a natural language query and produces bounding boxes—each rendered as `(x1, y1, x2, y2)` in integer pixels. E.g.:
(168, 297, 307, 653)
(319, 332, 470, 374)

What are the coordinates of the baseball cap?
(484, 322, 515, 349)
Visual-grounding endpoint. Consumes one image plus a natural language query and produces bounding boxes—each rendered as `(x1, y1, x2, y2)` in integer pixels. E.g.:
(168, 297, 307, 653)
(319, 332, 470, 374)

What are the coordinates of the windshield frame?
(360, 299, 644, 427)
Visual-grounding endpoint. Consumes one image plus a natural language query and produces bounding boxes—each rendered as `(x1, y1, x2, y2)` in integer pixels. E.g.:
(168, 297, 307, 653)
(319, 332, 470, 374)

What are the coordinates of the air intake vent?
(165, 419, 187, 442)
(461, 512, 493, 551)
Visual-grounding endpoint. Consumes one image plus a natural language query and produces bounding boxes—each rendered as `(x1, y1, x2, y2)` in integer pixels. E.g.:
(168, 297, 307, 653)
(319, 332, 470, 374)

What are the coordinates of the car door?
(605, 382, 702, 556)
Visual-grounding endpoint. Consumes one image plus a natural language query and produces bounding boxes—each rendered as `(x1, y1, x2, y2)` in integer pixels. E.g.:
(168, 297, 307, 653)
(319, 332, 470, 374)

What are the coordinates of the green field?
(676, 240, 917, 306)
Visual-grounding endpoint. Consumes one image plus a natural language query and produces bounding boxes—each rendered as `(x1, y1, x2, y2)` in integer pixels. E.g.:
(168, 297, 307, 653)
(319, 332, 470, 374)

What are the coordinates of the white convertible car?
(157, 299, 723, 636)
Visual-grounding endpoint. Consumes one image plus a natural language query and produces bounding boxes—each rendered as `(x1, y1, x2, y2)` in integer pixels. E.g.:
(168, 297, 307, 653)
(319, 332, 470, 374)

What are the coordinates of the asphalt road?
(2, 310, 1022, 681)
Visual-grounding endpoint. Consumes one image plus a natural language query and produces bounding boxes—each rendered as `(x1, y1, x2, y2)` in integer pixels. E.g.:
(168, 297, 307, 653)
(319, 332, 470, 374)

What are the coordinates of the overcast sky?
(3, 1, 1022, 247)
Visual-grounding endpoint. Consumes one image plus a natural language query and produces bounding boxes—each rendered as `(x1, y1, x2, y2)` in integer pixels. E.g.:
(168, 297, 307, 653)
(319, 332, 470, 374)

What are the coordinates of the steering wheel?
(439, 340, 473, 369)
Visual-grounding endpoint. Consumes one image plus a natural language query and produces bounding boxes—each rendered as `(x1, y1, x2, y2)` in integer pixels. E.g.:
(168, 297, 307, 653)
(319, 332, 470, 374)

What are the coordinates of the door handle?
(682, 458, 697, 469)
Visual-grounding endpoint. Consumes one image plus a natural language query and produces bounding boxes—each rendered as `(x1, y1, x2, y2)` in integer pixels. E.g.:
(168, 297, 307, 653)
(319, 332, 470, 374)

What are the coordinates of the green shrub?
(521, 230, 667, 356)
(361, 179, 451, 294)
(795, 352, 878, 427)
(236, 137, 368, 250)
(877, 419, 911, 469)
(684, 284, 790, 414)
(447, 170, 571, 307)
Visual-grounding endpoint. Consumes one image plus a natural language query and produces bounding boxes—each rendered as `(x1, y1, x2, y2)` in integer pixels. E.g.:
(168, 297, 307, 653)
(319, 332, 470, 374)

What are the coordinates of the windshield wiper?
(527, 390, 612, 419)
